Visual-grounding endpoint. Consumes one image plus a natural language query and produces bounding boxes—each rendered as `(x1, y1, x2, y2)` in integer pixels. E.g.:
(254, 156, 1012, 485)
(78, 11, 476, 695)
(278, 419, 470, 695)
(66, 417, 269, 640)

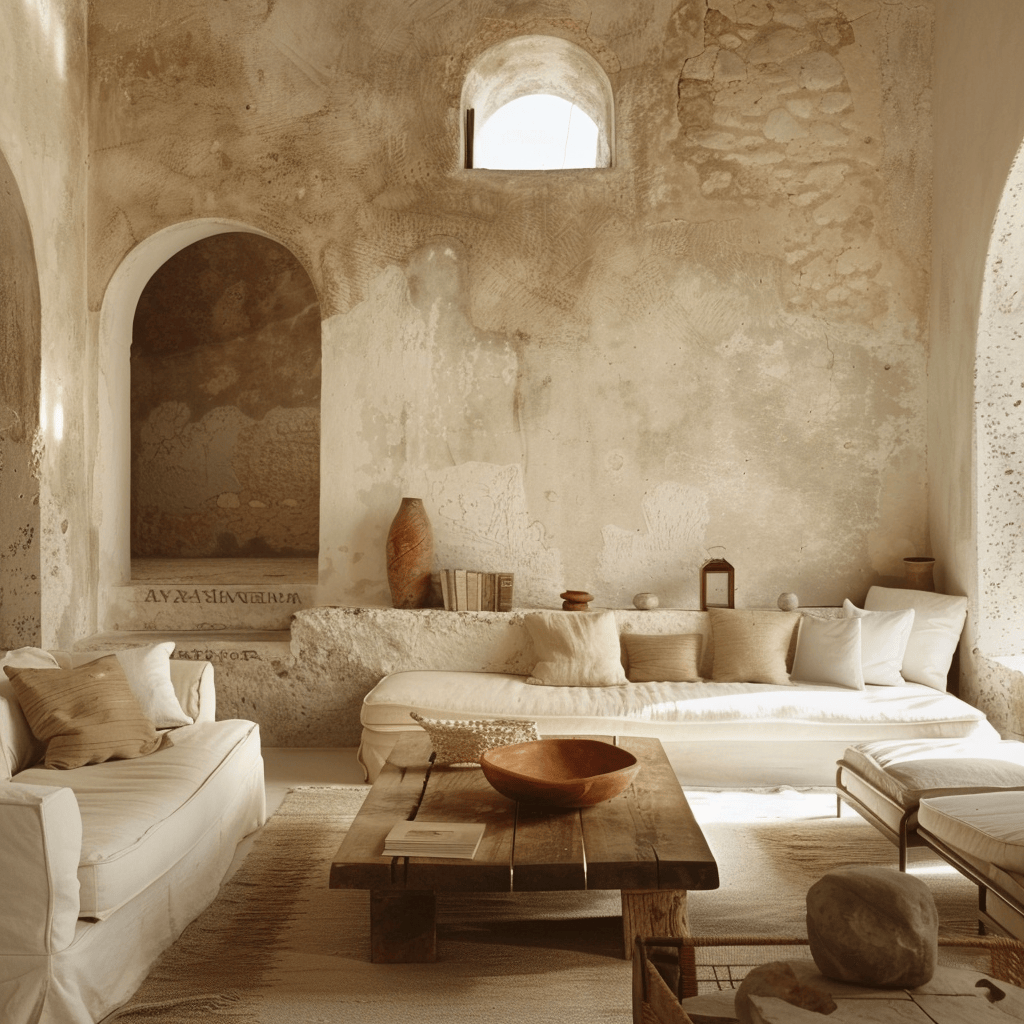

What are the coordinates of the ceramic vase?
(903, 556, 935, 592)
(386, 497, 434, 608)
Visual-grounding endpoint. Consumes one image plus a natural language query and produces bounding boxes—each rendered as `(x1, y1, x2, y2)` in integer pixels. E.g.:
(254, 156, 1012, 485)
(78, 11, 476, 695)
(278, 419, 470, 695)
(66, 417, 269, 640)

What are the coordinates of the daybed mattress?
(360, 670, 998, 744)
(919, 791, 1024, 875)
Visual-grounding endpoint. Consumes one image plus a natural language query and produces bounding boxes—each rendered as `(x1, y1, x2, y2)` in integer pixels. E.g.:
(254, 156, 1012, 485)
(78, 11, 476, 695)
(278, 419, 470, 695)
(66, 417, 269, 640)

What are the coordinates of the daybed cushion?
(621, 633, 702, 683)
(840, 738, 1024, 810)
(842, 601, 915, 686)
(13, 719, 262, 920)
(919, 790, 1024, 874)
(361, 670, 999, 745)
(864, 587, 968, 691)
(790, 615, 864, 690)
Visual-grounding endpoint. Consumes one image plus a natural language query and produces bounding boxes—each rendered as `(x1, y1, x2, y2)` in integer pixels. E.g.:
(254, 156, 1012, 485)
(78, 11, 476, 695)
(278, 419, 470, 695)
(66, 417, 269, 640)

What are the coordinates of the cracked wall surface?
(88, 0, 933, 614)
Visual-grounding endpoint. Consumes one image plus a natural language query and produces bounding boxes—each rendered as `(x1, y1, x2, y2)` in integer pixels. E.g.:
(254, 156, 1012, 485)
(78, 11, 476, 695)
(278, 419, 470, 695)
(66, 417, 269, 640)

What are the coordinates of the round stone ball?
(734, 962, 837, 1024)
(633, 592, 659, 610)
(806, 866, 938, 989)
(777, 592, 799, 611)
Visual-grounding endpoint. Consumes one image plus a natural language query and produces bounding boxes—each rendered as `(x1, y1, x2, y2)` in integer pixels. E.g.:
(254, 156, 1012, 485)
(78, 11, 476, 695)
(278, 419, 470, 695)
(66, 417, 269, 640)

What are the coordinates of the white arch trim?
(96, 219, 277, 591)
(976, 141, 1024, 657)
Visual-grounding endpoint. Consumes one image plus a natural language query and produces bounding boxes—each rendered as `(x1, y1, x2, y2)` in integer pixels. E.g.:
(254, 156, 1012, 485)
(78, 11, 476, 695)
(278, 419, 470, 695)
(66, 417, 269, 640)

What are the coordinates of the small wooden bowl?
(479, 738, 641, 808)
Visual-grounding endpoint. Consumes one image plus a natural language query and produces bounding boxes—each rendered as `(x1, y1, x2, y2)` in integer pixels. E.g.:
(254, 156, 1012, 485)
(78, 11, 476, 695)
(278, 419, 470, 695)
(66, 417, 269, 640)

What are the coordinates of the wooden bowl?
(479, 738, 641, 808)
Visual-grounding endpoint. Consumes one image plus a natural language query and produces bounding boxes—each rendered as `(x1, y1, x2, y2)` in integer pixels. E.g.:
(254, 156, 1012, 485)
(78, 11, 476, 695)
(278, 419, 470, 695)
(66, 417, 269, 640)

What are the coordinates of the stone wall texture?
(88, 0, 934, 615)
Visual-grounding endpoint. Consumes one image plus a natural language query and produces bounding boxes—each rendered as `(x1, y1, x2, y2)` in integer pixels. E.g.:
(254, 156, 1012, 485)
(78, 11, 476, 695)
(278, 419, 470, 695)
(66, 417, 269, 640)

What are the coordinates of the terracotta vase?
(386, 497, 434, 608)
(903, 556, 935, 592)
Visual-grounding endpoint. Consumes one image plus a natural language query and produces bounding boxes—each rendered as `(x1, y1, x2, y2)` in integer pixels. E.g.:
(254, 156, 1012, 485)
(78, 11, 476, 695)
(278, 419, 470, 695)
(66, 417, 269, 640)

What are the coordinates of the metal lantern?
(700, 558, 735, 611)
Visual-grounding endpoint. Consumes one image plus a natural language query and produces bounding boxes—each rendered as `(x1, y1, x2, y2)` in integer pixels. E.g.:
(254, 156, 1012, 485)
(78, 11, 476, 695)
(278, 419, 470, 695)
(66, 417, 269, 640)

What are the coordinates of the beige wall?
(931, 0, 1024, 737)
(85, 0, 937, 615)
(0, 0, 91, 650)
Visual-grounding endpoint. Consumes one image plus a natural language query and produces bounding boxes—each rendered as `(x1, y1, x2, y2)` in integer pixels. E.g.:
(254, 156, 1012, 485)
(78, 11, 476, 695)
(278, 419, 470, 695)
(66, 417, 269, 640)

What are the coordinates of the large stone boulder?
(806, 865, 938, 988)
(734, 961, 837, 1024)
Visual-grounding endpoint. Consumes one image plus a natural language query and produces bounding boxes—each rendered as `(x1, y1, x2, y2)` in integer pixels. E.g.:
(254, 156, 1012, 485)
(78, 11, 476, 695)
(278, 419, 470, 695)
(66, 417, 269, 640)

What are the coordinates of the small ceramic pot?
(633, 593, 659, 610)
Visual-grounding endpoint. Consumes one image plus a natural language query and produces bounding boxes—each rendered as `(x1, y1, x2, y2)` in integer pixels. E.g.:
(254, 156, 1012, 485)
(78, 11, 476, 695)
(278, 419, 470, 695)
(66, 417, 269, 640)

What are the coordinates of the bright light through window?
(475, 94, 600, 170)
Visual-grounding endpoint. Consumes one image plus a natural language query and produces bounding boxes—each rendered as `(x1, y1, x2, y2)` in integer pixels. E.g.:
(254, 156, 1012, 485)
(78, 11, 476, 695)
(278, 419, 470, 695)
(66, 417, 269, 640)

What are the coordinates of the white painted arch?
(976, 140, 1024, 657)
(95, 219, 314, 599)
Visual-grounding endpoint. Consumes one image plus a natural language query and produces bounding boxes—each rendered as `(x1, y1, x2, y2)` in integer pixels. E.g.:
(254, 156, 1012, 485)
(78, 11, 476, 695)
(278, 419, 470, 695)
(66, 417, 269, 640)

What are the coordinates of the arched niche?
(461, 35, 614, 169)
(97, 221, 321, 592)
(0, 146, 42, 645)
(976, 139, 1024, 656)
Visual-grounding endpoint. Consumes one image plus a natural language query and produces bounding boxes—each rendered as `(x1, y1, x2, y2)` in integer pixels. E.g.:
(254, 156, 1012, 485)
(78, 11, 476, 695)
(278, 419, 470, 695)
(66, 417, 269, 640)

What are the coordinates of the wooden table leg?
(370, 890, 437, 963)
(621, 889, 688, 960)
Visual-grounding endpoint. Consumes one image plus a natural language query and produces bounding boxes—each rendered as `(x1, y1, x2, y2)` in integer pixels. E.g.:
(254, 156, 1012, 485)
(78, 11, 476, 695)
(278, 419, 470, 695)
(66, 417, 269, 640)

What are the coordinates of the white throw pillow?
(864, 586, 968, 692)
(524, 610, 628, 687)
(842, 600, 915, 687)
(790, 615, 865, 690)
(113, 643, 193, 728)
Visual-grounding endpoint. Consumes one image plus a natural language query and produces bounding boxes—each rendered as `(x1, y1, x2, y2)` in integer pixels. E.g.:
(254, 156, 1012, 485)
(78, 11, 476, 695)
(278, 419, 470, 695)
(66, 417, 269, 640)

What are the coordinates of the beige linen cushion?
(621, 633, 702, 683)
(0, 647, 60, 778)
(709, 608, 800, 685)
(4, 655, 163, 769)
(524, 610, 628, 686)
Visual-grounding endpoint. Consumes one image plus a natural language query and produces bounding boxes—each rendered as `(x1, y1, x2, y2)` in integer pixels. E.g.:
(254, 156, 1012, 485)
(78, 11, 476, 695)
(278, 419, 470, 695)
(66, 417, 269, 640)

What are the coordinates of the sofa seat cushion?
(361, 671, 997, 743)
(841, 738, 1024, 809)
(919, 790, 1024, 874)
(13, 719, 260, 920)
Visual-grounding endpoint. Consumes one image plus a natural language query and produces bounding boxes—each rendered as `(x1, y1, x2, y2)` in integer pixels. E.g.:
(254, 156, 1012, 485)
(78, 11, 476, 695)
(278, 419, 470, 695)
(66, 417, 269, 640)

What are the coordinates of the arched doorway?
(96, 221, 321, 617)
(976, 140, 1024, 656)
(0, 146, 42, 647)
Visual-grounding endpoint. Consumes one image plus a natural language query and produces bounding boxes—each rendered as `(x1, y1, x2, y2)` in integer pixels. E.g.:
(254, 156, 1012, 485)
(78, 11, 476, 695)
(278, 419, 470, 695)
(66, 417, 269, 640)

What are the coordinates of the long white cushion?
(13, 719, 260, 920)
(361, 670, 997, 743)
(841, 738, 1024, 808)
(919, 790, 1024, 874)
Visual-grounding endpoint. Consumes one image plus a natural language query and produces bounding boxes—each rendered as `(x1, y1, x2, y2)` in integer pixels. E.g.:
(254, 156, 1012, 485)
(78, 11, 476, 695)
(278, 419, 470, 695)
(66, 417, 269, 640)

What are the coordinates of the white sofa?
(0, 651, 266, 1024)
(359, 597, 998, 789)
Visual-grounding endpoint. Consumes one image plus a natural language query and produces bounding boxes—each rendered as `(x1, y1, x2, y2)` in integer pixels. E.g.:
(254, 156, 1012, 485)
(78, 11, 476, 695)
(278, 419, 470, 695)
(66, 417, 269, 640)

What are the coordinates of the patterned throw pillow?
(4, 655, 164, 769)
(410, 712, 540, 766)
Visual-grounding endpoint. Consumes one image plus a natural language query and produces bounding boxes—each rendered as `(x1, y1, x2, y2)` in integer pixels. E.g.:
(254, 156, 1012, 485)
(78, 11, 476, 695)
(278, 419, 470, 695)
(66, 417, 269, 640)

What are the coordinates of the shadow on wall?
(130, 231, 321, 559)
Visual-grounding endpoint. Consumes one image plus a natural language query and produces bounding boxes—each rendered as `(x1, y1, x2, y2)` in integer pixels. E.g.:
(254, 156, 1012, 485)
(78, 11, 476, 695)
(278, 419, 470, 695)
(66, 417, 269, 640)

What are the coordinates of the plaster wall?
(0, 0, 91, 650)
(89, 0, 933, 615)
(930, 0, 1024, 739)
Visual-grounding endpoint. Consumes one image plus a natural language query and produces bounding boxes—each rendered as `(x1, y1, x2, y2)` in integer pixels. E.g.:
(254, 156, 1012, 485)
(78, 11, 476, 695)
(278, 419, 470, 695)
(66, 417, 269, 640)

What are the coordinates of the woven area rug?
(102, 785, 980, 1023)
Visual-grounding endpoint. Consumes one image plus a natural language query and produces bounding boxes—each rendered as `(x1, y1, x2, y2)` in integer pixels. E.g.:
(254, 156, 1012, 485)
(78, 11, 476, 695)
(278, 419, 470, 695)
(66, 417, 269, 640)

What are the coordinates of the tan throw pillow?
(709, 608, 800, 685)
(621, 633, 702, 683)
(4, 655, 163, 769)
(524, 610, 628, 687)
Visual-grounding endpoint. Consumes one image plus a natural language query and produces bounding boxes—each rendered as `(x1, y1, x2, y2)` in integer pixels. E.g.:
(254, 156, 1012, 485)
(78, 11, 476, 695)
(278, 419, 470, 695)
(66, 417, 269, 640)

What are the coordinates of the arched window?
(462, 36, 614, 171)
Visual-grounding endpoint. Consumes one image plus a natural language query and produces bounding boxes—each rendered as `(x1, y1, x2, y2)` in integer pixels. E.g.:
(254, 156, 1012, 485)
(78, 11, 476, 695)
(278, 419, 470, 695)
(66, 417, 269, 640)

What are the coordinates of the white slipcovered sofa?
(359, 589, 999, 789)
(0, 648, 266, 1024)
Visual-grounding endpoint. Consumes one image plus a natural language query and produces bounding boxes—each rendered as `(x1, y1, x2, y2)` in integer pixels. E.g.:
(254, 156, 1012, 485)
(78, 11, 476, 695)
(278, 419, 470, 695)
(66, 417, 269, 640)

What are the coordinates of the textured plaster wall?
(930, 0, 1024, 740)
(90, 0, 933, 616)
(0, 0, 91, 650)
(131, 232, 321, 558)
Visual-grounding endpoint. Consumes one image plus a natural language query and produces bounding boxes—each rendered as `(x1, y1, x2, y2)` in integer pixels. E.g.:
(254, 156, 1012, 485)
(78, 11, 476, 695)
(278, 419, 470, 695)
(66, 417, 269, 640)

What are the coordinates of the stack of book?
(382, 820, 486, 860)
(440, 570, 514, 611)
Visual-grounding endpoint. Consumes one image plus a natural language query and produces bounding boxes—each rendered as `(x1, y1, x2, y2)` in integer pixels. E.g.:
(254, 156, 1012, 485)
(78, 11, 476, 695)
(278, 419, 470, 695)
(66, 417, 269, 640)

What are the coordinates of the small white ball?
(777, 593, 799, 611)
(633, 592, 659, 610)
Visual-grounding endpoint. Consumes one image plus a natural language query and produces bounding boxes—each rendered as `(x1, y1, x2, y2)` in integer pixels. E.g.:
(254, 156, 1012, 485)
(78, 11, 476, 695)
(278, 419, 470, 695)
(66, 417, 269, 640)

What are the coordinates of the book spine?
(497, 572, 514, 612)
(454, 569, 468, 611)
(440, 569, 451, 610)
(465, 571, 477, 611)
(482, 573, 495, 612)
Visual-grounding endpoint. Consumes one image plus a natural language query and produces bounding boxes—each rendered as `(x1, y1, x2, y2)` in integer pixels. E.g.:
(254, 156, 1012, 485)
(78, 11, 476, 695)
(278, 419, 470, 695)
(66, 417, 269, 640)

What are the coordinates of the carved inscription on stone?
(142, 589, 300, 605)
(173, 649, 262, 662)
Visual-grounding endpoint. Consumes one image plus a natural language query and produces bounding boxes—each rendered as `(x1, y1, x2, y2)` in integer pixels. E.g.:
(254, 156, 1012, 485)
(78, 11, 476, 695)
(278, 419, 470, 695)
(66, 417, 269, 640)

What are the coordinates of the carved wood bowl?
(478, 738, 641, 808)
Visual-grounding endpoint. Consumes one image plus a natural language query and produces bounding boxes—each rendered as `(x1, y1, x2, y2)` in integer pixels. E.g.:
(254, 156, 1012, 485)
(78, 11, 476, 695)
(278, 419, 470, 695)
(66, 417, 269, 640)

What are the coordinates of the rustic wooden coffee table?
(330, 732, 719, 963)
